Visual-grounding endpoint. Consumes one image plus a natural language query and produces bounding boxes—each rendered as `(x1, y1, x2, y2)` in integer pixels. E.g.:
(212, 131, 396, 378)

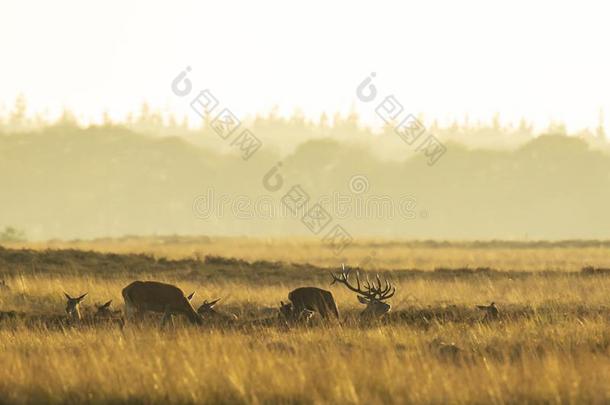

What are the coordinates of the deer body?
(284, 287, 339, 320)
(122, 281, 202, 325)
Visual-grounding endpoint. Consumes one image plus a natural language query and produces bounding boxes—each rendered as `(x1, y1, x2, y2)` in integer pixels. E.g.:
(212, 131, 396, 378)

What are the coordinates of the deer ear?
(357, 296, 369, 304)
(64, 292, 72, 300)
(208, 298, 221, 307)
(103, 300, 112, 308)
(187, 292, 195, 301)
(77, 293, 88, 302)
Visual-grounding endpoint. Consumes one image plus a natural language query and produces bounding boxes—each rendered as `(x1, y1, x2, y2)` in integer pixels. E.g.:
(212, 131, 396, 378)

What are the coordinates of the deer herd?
(54, 264, 399, 328)
(2, 264, 498, 328)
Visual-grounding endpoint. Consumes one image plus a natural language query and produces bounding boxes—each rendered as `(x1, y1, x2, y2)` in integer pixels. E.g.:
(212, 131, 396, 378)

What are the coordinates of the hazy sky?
(1, 0, 608, 131)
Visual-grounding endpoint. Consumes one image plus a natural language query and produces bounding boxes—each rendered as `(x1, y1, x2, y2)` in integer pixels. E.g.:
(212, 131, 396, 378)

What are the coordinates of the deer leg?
(161, 307, 173, 328)
(124, 303, 133, 320)
(125, 304, 144, 323)
(293, 302, 307, 320)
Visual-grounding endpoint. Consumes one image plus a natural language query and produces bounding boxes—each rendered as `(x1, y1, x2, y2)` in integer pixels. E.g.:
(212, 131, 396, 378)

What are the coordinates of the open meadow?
(0, 238, 609, 404)
(3, 2, 610, 403)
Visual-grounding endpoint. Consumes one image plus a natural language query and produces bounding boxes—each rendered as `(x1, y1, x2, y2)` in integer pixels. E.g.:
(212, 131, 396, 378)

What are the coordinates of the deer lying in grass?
(197, 298, 238, 322)
(64, 294, 125, 327)
(279, 287, 339, 321)
(330, 264, 396, 319)
(94, 300, 125, 327)
(122, 281, 203, 326)
(279, 301, 316, 324)
(65, 292, 87, 322)
(476, 302, 499, 320)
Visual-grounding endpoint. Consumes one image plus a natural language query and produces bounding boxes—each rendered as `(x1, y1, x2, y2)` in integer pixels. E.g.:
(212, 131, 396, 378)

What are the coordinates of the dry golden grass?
(1, 321, 609, 404)
(11, 236, 610, 271)
(0, 238, 609, 404)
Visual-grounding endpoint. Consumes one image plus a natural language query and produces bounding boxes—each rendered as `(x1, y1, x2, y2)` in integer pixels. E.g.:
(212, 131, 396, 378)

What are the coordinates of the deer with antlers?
(330, 264, 396, 318)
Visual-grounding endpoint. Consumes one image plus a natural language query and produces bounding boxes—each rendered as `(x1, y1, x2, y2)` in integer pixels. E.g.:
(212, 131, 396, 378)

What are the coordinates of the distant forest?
(1, 98, 609, 240)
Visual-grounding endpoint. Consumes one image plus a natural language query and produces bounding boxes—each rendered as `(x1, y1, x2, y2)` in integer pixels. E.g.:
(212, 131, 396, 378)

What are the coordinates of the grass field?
(0, 237, 609, 404)
(10, 235, 610, 271)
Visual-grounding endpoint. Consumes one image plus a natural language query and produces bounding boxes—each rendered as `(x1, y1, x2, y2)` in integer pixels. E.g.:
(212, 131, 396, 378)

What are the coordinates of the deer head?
(95, 300, 121, 318)
(330, 264, 395, 318)
(197, 298, 237, 321)
(64, 292, 87, 321)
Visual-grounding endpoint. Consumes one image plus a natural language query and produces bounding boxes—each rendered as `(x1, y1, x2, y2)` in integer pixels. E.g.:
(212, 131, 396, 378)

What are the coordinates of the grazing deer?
(64, 292, 87, 322)
(281, 287, 339, 320)
(122, 281, 202, 325)
(330, 264, 395, 318)
(197, 298, 238, 322)
(476, 302, 499, 320)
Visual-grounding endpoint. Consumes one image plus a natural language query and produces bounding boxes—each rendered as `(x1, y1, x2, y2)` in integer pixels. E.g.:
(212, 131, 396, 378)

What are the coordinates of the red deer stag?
(330, 264, 395, 318)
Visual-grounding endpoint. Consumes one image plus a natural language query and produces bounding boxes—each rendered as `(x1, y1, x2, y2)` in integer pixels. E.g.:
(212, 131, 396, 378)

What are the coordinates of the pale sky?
(0, 0, 608, 131)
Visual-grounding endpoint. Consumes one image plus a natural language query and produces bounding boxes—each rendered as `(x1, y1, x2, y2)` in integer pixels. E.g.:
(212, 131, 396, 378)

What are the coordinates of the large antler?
(330, 264, 395, 302)
(330, 264, 366, 296)
(363, 273, 395, 301)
